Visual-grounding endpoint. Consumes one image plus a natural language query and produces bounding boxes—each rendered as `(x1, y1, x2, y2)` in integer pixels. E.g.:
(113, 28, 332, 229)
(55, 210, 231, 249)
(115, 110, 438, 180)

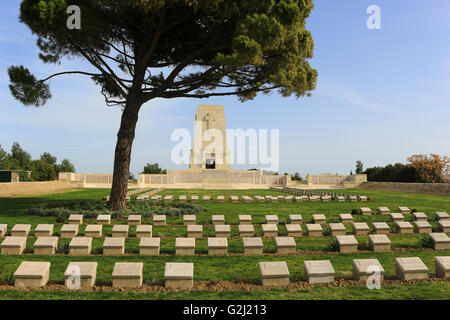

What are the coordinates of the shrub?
(26, 200, 204, 220)
(56, 243, 70, 254)
(418, 234, 433, 248)
(55, 216, 65, 223)
(326, 238, 339, 252)
(351, 209, 359, 215)
(357, 241, 369, 251)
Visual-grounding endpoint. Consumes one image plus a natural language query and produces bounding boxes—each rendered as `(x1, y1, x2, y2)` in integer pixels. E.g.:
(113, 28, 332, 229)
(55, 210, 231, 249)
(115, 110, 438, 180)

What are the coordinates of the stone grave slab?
(14, 261, 50, 288)
(368, 234, 391, 252)
(11, 224, 31, 237)
(435, 256, 450, 278)
(395, 257, 428, 280)
(286, 224, 302, 237)
(238, 215, 252, 225)
(398, 206, 410, 215)
(212, 215, 225, 225)
(112, 225, 129, 238)
(336, 235, 358, 253)
(262, 224, 278, 237)
(412, 212, 428, 221)
(139, 237, 160, 255)
(352, 222, 370, 236)
(429, 233, 450, 250)
(112, 262, 143, 288)
(377, 207, 390, 215)
(436, 212, 449, 221)
(60, 224, 78, 238)
(390, 212, 404, 222)
(306, 224, 323, 237)
(187, 224, 203, 238)
(176, 237, 195, 256)
(339, 214, 353, 224)
(183, 215, 196, 225)
(353, 259, 385, 282)
(259, 261, 290, 287)
(0, 224, 7, 236)
(360, 207, 372, 215)
(243, 237, 263, 255)
(208, 237, 228, 255)
(85, 224, 102, 238)
(68, 214, 83, 225)
(372, 222, 390, 234)
(128, 215, 141, 225)
(34, 224, 53, 237)
(153, 214, 166, 226)
(97, 214, 111, 225)
(312, 214, 326, 224)
(164, 262, 194, 289)
(238, 224, 255, 237)
(265, 215, 279, 224)
(215, 224, 231, 238)
(64, 262, 97, 288)
(395, 221, 413, 234)
(304, 260, 335, 284)
(136, 225, 152, 238)
(438, 220, 450, 232)
(103, 237, 125, 255)
(329, 223, 346, 236)
(289, 214, 302, 224)
(275, 237, 296, 254)
(33, 237, 58, 255)
(413, 221, 432, 234)
(69, 237, 92, 256)
(1, 236, 27, 255)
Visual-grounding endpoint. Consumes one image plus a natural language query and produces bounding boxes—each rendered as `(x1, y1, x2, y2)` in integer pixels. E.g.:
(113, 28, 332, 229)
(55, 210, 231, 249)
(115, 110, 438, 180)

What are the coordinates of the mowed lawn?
(0, 187, 449, 300)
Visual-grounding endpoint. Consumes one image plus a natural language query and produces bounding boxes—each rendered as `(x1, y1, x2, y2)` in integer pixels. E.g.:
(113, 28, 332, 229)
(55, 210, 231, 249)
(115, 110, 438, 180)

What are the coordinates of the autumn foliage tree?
(407, 154, 450, 183)
(9, 0, 317, 210)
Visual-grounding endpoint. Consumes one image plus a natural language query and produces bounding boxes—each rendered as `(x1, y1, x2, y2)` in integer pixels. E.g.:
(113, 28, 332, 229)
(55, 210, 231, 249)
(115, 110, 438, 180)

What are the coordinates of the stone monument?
(189, 105, 231, 170)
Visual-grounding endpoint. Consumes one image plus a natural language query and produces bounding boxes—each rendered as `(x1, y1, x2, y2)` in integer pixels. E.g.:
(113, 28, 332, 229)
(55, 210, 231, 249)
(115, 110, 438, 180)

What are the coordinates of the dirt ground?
(0, 181, 77, 197)
(0, 278, 447, 293)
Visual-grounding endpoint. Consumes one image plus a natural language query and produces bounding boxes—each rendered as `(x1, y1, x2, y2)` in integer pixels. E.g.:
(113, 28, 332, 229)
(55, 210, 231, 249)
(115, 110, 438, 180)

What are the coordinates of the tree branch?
(69, 38, 128, 98)
(40, 71, 102, 82)
(139, 10, 165, 78)
(162, 86, 280, 99)
(91, 51, 129, 91)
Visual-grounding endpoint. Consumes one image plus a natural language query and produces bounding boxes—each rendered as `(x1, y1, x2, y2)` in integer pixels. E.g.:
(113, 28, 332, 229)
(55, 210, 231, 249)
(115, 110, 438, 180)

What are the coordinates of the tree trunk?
(108, 96, 142, 211)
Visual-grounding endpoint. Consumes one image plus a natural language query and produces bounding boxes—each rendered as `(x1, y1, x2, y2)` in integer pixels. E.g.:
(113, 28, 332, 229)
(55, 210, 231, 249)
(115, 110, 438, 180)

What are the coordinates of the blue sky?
(1, 0, 450, 177)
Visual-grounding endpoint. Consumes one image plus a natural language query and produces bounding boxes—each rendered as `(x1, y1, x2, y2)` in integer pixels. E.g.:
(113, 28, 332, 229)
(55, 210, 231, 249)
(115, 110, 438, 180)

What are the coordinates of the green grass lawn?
(0, 187, 449, 300)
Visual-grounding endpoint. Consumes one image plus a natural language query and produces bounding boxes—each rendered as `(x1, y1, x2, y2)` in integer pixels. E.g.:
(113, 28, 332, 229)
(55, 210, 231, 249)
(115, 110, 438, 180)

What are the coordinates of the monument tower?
(189, 105, 231, 170)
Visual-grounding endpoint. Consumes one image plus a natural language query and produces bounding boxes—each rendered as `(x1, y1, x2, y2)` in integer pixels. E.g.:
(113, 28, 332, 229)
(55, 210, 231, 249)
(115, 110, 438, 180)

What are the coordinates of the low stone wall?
(0, 181, 75, 197)
(137, 169, 289, 189)
(357, 182, 450, 197)
(60, 170, 290, 189)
